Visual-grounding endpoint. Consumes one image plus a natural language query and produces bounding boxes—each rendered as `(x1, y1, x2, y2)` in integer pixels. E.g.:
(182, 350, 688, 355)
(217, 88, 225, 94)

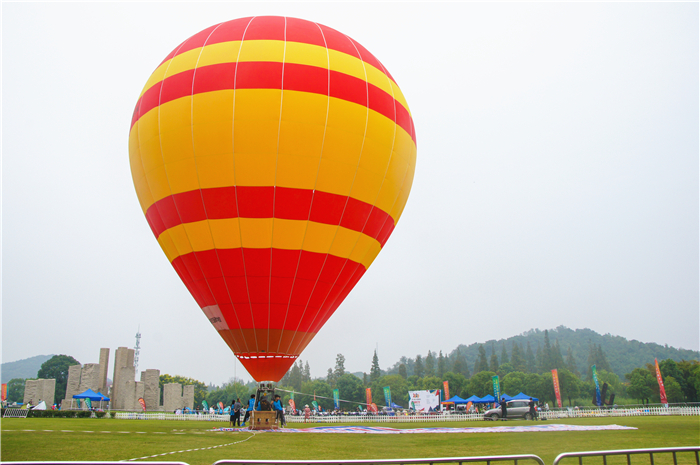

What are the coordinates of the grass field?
(1, 416, 698, 465)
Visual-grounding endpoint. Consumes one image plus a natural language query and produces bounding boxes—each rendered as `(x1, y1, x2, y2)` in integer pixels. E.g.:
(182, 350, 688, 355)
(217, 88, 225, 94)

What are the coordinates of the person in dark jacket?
(528, 398, 537, 421)
(500, 397, 507, 420)
(231, 398, 242, 427)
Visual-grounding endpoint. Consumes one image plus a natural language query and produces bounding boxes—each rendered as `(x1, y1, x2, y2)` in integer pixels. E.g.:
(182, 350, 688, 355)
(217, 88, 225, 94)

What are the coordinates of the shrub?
(95, 411, 106, 418)
(76, 410, 92, 418)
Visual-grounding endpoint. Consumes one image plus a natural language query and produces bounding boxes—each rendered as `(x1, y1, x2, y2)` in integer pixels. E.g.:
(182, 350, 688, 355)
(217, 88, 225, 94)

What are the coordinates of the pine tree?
(596, 344, 612, 372)
(453, 352, 470, 378)
(500, 342, 509, 366)
(477, 345, 489, 373)
(437, 351, 446, 378)
(525, 341, 536, 373)
(327, 368, 334, 386)
(370, 350, 381, 382)
(489, 343, 499, 372)
(542, 330, 553, 371)
(511, 341, 526, 372)
(334, 353, 346, 378)
(303, 361, 311, 382)
(398, 364, 407, 379)
(414, 355, 425, 378)
(566, 345, 579, 376)
(425, 351, 436, 377)
(552, 339, 565, 370)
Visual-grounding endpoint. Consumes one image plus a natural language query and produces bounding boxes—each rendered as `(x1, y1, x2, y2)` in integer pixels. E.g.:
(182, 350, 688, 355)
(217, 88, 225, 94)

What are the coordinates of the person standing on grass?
(242, 394, 255, 427)
(231, 398, 242, 427)
(528, 398, 537, 421)
(500, 397, 507, 420)
(304, 404, 311, 423)
(273, 395, 286, 427)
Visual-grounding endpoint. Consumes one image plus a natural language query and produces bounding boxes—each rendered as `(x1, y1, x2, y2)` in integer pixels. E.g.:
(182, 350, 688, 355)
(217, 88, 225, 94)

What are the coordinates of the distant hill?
(1, 355, 54, 383)
(450, 327, 699, 379)
(385, 327, 699, 380)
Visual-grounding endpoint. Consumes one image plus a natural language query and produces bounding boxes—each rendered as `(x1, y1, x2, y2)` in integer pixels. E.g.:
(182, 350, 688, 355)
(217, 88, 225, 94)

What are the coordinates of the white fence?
(114, 405, 700, 422)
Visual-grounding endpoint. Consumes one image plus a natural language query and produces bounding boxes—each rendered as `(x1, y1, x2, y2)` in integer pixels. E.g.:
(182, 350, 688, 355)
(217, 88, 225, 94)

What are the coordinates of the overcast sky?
(3, 2, 698, 386)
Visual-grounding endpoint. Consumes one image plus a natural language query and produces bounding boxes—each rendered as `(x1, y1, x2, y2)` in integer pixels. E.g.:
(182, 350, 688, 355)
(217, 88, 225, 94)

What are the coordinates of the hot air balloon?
(129, 16, 416, 382)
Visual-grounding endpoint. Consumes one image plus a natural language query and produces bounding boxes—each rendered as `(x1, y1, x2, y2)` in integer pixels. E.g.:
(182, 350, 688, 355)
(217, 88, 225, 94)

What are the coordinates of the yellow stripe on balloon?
(137, 39, 411, 113)
(132, 90, 415, 217)
(156, 218, 380, 269)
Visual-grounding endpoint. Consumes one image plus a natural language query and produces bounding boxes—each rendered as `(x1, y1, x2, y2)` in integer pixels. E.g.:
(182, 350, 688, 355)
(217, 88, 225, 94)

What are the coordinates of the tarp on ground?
(73, 389, 110, 401)
(32, 401, 47, 410)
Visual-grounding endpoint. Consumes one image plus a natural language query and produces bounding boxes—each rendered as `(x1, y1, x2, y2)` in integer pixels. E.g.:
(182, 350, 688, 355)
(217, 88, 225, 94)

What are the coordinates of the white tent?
(32, 401, 47, 410)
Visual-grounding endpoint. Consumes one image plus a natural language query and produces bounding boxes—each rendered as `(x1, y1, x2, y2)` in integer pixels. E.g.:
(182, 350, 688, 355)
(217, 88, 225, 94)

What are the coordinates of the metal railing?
(215, 456, 547, 465)
(553, 447, 700, 465)
(113, 406, 700, 422)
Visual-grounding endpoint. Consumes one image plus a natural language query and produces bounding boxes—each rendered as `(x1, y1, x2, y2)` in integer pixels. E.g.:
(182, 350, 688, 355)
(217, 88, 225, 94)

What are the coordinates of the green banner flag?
(290, 392, 294, 400)
(592, 365, 601, 406)
(383, 386, 392, 407)
(312, 400, 319, 410)
(85, 398, 92, 410)
(202, 400, 209, 411)
(333, 389, 339, 409)
(492, 375, 500, 402)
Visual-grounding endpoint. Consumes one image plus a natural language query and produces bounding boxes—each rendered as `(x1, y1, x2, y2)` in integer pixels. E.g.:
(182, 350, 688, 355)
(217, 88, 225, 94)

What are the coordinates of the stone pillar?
(65, 365, 82, 401)
(112, 347, 135, 410)
(141, 369, 160, 411)
(116, 365, 135, 410)
(163, 383, 183, 412)
(38, 379, 56, 406)
(78, 363, 100, 393)
(98, 348, 110, 395)
(23, 379, 38, 404)
(183, 385, 195, 410)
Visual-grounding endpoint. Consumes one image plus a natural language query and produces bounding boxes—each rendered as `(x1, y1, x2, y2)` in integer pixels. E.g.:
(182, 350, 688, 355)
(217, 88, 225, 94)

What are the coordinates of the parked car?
(483, 400, 534, 420)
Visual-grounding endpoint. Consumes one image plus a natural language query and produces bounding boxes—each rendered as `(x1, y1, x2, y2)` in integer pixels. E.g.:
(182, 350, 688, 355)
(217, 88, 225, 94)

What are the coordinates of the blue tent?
(390, 402, 404, 409)
(73, 389, 109, 401)
(510, 392, 539, 402)
(476, 394, 496, 403)
(442, 395, 467, 404)
(464, 395, 481, 403)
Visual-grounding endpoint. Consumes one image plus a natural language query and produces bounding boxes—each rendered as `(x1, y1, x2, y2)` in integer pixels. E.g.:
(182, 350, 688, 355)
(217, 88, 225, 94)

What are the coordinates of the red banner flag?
(551, 369, 563, 408)
(1, 383, 6, 401)
(366, 388, 372, 408)
(654, 358, 668, 405)
(138, 397, 147, 412)
(288, 399, 296, 412)
(443, 381, 450, 400)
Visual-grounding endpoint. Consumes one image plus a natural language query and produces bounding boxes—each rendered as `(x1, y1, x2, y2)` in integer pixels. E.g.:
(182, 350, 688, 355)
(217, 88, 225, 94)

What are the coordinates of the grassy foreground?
(1, 416, 698, 465)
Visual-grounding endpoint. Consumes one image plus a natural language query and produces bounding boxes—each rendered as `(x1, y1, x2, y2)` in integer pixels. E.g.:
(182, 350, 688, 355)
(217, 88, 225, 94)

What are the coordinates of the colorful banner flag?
(1, 383, 6, 401)
(288, 398, 296, 411)
(443, 381, 450, 400)
(202, 400, 209, 411)
(333, 389, 339, 409)
(592, 365, 602, 406)
(654, 358, 668, 405)
(492, 375, 500, 402)
(85, 398, 92, 410)
(383, 386, 392, 407)
(366, 388, 372, 408)
(551, 369, 562, 408)
(138, 397, 147, 411)
(369, 402, 378, 413)
(218, 401, 224, 410)
(311, 400, 319, 410)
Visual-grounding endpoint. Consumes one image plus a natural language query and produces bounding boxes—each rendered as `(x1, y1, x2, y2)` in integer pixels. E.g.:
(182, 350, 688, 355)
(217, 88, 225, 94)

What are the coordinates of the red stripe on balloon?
(131, 61, 415, 144)
(158, 17, 392, 84)
(146, 186, 396, 247)
(171, 247, 366, 334)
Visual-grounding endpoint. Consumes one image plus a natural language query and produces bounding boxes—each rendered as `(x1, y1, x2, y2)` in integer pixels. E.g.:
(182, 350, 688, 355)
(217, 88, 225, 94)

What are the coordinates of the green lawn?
(1, 416, 698, 465)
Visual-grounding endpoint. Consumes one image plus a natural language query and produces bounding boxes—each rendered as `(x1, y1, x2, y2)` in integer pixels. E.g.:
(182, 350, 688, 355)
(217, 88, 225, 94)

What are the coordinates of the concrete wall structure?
(23, 379, 56, 405)
(163, 383, 194, 412)
(65, 365, 82, 401)
(141, 369, 160, 410)
(78, 363, 100, 393)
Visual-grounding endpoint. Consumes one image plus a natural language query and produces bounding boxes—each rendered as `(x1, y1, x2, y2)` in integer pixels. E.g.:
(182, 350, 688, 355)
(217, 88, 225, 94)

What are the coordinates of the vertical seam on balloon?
(276, 21, 332, 358)
(286, 32, 372, 357)
(187, 22, 253, 357)
(268, 17, 288, 360)
(230, 16, 260, 358)
(138, 32, 241, 355)
(306, 47, 401, 338)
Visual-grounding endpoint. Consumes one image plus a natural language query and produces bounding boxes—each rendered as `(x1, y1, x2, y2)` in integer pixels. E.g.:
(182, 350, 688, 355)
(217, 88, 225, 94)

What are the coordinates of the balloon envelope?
(129, 16, 416, 382)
